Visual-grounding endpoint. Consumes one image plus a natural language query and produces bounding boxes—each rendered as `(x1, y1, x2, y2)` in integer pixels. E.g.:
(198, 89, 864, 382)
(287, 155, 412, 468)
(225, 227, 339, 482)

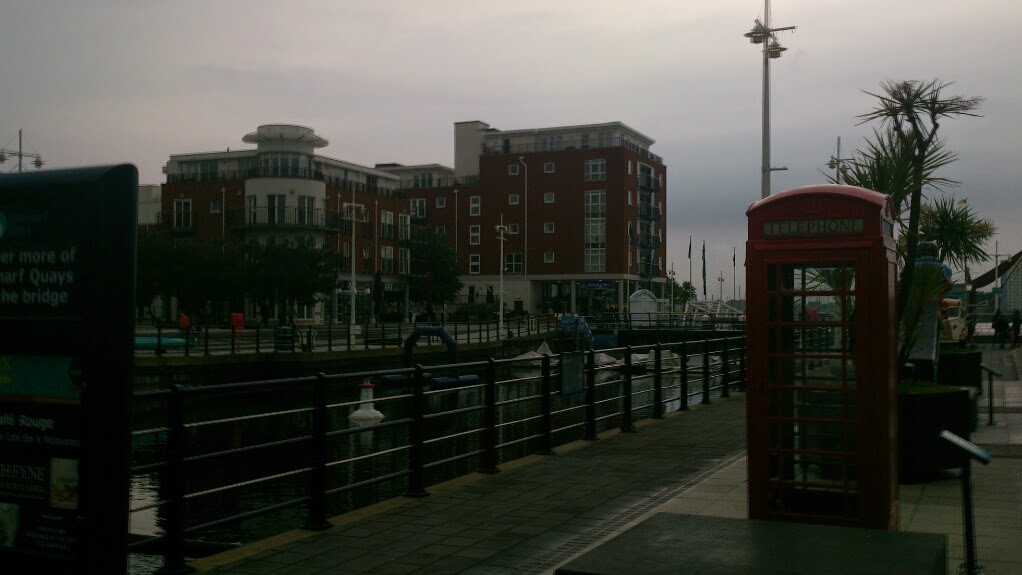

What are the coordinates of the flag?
(701, 241, 707, 297)
(733, 247, 736, 267)
(688, 236, 691, 259)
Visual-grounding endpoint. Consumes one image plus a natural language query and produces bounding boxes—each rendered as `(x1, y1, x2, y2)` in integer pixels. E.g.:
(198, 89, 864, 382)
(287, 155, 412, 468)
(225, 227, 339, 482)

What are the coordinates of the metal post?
(305, 373, 330, 530)
(229, 327, 236, 356)
(653, 344, 664, 419)
(621, 347, 636, 432)
(327, 322, 332, 352)
(584, 349, 598, 440)
(539, 354, 554, 455)
(160, 385, 189, 574)
(481, 359, 500, 473)
(679, 341, 690, 411)
(702, 338, 712, 404)
(156, 325, 164, 356)
(739, 335, 747, 391)
(307, 326, 314, 351)
(255, 325, 261, 353)
(721, 337, 731, 398)
(404, 365, 429, 498)
(184, 326, 192, 356)
(960, 456, 980, 575)
(987, 368, 995, 426)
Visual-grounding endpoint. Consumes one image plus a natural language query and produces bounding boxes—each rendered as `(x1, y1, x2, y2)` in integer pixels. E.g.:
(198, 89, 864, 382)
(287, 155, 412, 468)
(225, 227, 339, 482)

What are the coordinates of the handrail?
(128, 335, 747, 571)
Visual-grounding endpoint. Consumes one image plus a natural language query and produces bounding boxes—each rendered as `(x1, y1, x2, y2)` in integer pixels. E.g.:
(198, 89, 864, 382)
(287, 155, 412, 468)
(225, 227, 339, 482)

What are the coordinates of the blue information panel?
(0, 165, 137, 573)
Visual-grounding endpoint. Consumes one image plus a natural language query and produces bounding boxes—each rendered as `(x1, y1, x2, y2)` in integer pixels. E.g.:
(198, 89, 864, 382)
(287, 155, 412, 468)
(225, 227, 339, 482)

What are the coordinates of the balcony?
(628, 232, 660, 249)
(637, 175, 661, 192)
(226, 207, 329, 231)
(482, 136, 663, 164)
(396, 175, 480, 189)
(637, 204, 660, 221)
(165, 168, 398, 197)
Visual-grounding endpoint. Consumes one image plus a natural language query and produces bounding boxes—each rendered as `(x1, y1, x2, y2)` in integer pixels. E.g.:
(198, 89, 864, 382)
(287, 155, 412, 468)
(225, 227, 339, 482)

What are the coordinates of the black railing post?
(255, 326, 261, 353)
(305, 373, 330, 530)
(183, 326, 192, 356)
(738, 335, 747, 392)
(364, 320, 369, 351)
(327, 322, 333, 352)
(347, 323, 352, 352)
(156, 325, 164, 356)
(960, 455, 979, 575)
(679, 341, 690, 411)
(405, 365, 429, 498)
(986, 366, 996, 426)
(721, 337, 731, 398)
(229, 327, 236, 356)
(702, 338, 712, 405)
(539, 354, 554, 455)
(159, 385, 190, 575)
(480, 360, 500, 474)
(203, 325, 210, 356)
(381, 323, 387, 349)
(307, 326, 314, 351)
(621, 347, 636, 432)
(652, 343, 664, 419)
(584, 349, 598, 441)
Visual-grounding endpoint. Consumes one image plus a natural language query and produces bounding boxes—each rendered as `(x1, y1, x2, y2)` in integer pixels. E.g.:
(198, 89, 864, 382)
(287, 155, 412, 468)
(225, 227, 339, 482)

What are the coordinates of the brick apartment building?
(154, 121, 667, 321)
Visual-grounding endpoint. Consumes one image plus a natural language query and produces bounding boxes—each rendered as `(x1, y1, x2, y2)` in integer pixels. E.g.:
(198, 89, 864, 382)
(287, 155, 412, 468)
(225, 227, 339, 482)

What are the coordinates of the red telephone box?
(746, 184, 898, 529)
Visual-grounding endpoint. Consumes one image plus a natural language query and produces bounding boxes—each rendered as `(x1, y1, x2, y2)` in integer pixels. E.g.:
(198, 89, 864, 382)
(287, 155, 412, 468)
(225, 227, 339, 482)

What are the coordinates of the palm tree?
(857, 79, 983, 319)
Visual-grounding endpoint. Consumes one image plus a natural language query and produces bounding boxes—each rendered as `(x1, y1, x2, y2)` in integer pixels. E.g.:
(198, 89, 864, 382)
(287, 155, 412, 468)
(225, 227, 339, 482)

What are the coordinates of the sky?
(2, 0, 1019, 300)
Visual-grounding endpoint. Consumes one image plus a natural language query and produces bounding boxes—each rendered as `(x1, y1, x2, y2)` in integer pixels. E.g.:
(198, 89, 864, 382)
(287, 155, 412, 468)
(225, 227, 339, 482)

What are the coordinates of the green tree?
(241, 238, 336, 321)
(857, 79, 982, 319)
(919, 195, 994, 275)
(664, 272, 697, 309)
(408, 232, 463, 313)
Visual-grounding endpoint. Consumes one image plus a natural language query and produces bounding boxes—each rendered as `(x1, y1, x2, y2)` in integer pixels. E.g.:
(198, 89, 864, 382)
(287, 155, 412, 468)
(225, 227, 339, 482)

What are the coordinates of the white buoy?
(349, 377, 385, 428)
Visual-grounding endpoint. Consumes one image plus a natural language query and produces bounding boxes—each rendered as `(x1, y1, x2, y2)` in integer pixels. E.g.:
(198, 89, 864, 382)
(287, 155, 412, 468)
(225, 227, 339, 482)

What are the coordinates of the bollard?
(161, 385, 188, 574)
(404, 365, 429, 497)
(652, 344, 664, 419)
(584, 349, 598, 441)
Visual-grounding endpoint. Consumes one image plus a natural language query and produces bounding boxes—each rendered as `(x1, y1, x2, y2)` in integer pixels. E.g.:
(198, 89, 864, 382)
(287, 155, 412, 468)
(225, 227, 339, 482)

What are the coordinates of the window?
(505, 252, 523, 274)
(544, 252, 555, 263)
(436, 226, 446, 237)
(508, 193, 519, 205)
(399, 248, 410, 275)
(469, 254, 481, 274)
(584, 159, 606, 181)
(173, 199, 192, 230)
(659, 201, 663, 216)
(581, 134, 590, 149)
(436, 196, 446, 208)
(544, 161, 555, 173)
(410, 198, 426, 218)
(508, 164, 519, 176)
(660, 174, 664, 187)
(469, 225, 480, 245)
(268, 194, 286, 224)
(584, 190, 607, 272)
(210, 197, 221, 215)
(295, 303, 315, 320)
(363, 246, 372, 274)
(627, 191, 632, 205)
(544, 222, 555, 233)
(509, 224, 519, 235)
(399, 214, 411, 240)
(627, 161, 633, 175)
(380, 246, 395, 273)
(470, 195, 481, 216)
(544, 192, 555, 204)
(297, 195, 315, 225)
(380, 211, 395, 239)
(247, 196, 257, 225)
(342, 241, 351, 272)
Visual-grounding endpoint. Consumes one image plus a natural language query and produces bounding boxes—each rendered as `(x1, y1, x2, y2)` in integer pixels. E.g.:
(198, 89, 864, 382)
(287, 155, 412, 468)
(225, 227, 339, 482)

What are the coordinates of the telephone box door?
(748, 252, 869, 524)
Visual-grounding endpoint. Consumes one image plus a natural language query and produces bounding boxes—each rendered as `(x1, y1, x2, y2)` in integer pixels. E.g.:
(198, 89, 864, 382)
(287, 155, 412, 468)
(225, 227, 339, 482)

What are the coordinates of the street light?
(744, 0, 796, 199)
(495, 215, 509, 339)
(344, 191, 367, 326)
(717, 272, 725, 302)
(826, 136, 855, 183)
(0, 129, 44, 172)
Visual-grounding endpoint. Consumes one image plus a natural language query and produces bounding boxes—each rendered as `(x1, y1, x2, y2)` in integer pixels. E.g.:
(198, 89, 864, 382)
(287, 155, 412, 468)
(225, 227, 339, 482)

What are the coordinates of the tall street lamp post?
(744, 0, 796, 199)
(495, 215, 509, 339)
(826, 136, 856, 183)
(0, 129, 44, 172)
(518, 157, 528, 278)
(344, 191, 367, 326)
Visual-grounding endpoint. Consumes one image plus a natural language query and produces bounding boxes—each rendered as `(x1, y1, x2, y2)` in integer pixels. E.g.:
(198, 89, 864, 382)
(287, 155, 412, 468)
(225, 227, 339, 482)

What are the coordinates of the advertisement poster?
(0, 354, 83, 557)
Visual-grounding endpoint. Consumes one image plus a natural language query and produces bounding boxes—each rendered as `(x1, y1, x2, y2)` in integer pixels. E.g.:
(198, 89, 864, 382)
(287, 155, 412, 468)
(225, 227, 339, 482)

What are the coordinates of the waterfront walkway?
(192, 346, 1022, 575)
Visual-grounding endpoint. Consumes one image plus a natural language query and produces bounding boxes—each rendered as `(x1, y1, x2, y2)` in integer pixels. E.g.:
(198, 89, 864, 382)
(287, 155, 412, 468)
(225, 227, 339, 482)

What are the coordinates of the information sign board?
(0, 165, 137, 573)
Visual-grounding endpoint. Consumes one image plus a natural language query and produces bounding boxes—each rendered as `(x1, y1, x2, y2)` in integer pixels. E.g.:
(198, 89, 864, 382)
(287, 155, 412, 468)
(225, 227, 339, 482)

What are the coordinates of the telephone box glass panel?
(765, 262, 860, 519)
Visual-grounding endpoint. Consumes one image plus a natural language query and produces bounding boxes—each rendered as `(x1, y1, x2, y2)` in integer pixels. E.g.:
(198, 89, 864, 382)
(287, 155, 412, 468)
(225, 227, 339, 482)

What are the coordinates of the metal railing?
(127, 335, 745, 571)
(481, 136, 663, 164)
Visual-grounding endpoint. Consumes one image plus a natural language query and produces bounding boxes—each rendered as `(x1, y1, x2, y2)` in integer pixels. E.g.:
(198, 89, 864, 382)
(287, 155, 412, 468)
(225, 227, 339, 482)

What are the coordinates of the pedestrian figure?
(230, 312, 245, 353)
(994, 310, 1008, 348)
(178, 311, 191, 334)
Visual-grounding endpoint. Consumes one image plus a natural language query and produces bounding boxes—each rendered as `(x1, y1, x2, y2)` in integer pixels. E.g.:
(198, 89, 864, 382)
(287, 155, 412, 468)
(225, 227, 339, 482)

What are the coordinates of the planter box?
(937, 346, 981, 391)
(898, 385, 971, 484)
